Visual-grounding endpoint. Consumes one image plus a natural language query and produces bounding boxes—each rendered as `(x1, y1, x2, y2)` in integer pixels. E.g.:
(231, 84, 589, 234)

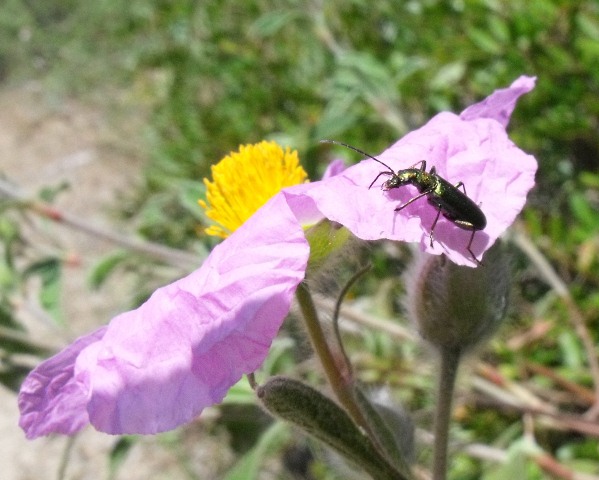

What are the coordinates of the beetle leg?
(466, 229, 483, 266)
(428, 207, 442, 247)
(454, 181, 485, 214)
(454, 181, 467, 195)
(409, 160, 427, 171)
(394, 189, 432, 211)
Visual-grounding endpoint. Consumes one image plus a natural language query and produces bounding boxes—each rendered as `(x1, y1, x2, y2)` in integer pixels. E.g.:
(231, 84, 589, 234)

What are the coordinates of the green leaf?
(108, 436, 138, 480)
(579, 171, 599, 189)
(468, 27, 502, 54)
(250, 10, 300, 37)
(259, 336, 296, 375)
(257, 376, 411, 480)
(0, 328, 51, 356)
(0, 259, 17, 291)
(314, 95, 361, 140)
(0, 359, 34, 392)
(88, 251, 129, 289)
(558, 330, 584, 369)
(0, 216, 18, 243)
(179, 179, 207, 222)
(22, 258, 62, 324)
(354, 387, 414, 473)
(430, 62, 466, 89)
(488, 16, 510, 44)
(221, 377, 256, 405)
(0, 301, 21, 330)
(577, 12, 599, 41)
(569, 192, 599, 233)
(481, 437, 543, 480)
(38, 182, 70, 203)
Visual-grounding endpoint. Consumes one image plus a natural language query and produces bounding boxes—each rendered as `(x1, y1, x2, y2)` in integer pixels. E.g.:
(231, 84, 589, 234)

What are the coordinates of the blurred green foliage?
(2, 0, 598, 249)
(2, 0, 599, 477)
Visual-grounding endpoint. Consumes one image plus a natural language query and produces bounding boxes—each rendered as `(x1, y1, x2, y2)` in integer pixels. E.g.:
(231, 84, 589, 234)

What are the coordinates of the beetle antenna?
(320, 139, 396, 174)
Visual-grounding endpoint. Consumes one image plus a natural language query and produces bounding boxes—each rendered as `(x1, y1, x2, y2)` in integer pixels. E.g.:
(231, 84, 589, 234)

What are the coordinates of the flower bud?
(404, 242, 509, 352)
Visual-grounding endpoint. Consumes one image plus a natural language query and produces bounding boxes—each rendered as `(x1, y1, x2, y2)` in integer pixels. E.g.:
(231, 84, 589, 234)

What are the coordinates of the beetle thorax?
(412, 172, 437, 193)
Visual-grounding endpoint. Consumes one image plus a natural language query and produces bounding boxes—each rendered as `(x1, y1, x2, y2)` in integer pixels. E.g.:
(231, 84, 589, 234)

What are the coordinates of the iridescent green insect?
(323, 140, 487, 265)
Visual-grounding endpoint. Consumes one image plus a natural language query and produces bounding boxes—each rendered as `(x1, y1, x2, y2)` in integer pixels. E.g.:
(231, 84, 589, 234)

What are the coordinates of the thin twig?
(0, 178, 200, 270)
(525, 361, 596, 405)
(470, 376, 599, 437)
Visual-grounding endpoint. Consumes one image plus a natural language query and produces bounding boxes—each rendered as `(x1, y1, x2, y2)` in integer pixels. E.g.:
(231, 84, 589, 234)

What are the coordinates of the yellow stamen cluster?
(199, 141, 308, 238)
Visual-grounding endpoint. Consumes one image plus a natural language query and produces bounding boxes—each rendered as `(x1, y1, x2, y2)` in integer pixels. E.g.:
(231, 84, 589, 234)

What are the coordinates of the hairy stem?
(295, 282, 370, 433)
(433, 346, 462, 480)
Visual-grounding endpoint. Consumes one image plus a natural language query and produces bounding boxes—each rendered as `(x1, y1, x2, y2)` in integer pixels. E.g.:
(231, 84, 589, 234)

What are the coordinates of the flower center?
(199, 141, 308, 238)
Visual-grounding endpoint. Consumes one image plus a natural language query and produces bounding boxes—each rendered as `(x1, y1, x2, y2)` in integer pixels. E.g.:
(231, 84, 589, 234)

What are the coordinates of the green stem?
(432, 347, 462, 480)
(58, 435, 76, 480)
(332, 264, 371, 379)
(295, 282, 371, 433)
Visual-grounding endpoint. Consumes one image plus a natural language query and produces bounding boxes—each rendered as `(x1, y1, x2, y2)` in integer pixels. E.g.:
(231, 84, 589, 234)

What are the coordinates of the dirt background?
(0, 85, 235, 480)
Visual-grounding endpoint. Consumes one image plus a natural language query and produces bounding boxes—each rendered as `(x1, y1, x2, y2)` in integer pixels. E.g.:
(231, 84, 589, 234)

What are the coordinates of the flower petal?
(19, 192, 309, 436)
(18, 327, 107, 439)
(459, 75, 536, 127)
(89, 193, 309, 434)
(322, 158, 347, 179)
(305, 76, 537, 266)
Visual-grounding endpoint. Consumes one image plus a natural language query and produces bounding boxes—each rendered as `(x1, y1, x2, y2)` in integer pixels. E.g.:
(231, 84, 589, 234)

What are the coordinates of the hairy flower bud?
(404, 242, 509, 352)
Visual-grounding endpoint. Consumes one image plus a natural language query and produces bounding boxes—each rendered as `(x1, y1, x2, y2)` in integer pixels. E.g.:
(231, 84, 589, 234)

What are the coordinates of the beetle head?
(382, 170, 418, 191)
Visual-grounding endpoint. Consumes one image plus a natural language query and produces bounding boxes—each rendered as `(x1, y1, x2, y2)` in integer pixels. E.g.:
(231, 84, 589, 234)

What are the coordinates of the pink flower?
(18, 76, 537, 438)
(307, 75, 537, 266)
(19, 192, 311, 437)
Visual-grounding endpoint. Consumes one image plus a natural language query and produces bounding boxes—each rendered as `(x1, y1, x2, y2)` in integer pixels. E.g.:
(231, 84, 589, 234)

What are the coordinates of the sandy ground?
(0, 85, 234, 480)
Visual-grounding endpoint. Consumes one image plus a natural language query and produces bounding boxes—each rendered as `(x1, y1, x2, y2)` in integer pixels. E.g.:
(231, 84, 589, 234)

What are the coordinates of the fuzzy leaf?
(257, 376, 410, 480)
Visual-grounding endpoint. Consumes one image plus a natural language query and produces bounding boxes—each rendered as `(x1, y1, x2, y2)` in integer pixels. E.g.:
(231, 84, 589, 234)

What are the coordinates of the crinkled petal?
(19, 192, 309, 436)
(460, 75, 536, 127)
(303, 76, 537, 266)
(322, 158, 347, 179)
(18, 327, 107, 439)
(88, 192, 309, 434)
